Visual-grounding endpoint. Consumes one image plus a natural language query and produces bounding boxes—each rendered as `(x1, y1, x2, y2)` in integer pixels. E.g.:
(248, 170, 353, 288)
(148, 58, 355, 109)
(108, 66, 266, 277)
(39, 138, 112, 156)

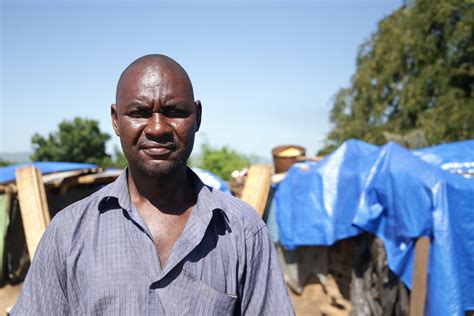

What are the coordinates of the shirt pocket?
(192, 281, 238, 315)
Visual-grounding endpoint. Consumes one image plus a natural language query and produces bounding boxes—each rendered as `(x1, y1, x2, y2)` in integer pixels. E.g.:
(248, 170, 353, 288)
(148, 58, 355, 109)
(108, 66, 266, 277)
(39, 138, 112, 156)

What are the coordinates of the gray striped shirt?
(12, 169, 294, 315)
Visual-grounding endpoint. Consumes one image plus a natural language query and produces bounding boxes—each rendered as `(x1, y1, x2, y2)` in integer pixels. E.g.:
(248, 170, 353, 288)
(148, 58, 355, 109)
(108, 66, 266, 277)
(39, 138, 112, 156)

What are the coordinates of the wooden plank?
(42, 170, 85, 186)
(240, 164, 272, 217)
(409, 236, 430, 316)
(0, 184, 14, 193)
(77, 169, 122, 184)
(15, 166, 51, 259)
(42, 168, 102, 187)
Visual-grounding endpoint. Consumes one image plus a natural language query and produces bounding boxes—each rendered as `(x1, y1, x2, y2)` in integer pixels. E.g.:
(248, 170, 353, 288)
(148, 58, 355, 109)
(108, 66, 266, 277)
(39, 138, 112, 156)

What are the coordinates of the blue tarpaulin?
(192, 167, 231, 194)
(413, 140, 474, 176)
(0, 162, 98, 184)
(274, 139, 474, 316)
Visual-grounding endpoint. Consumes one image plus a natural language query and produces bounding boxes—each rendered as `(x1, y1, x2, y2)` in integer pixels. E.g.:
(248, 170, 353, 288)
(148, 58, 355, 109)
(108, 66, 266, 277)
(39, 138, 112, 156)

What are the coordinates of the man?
(12, 54, 294, 315)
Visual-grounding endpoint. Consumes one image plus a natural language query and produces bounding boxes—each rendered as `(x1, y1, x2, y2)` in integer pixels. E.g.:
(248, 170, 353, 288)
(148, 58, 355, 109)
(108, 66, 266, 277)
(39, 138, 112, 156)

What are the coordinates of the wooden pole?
(15, 166, 51, 259)
(240, 164, 273, 217)
(409, 236, 430, 316)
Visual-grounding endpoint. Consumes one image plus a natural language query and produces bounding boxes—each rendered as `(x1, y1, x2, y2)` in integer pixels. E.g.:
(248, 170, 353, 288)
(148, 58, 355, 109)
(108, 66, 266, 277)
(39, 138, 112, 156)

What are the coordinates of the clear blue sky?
(1, 0, 402, 161)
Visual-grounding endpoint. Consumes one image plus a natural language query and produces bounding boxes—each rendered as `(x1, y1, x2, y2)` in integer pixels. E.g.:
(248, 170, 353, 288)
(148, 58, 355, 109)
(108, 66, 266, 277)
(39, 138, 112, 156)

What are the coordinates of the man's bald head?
(116, 54, 194, 103)
(111, 54, 202, 177)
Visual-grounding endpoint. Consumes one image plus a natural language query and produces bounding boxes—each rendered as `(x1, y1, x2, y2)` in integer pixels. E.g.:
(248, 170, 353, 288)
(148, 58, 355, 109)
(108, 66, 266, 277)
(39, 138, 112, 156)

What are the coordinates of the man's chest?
(66, 212, 242, 314)
(137, 205, 191, 268)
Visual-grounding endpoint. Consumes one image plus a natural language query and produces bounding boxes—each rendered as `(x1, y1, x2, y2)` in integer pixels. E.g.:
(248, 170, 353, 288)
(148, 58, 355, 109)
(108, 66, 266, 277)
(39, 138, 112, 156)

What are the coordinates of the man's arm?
(11, 215, 69, 315)
(240, 226, 295, 315)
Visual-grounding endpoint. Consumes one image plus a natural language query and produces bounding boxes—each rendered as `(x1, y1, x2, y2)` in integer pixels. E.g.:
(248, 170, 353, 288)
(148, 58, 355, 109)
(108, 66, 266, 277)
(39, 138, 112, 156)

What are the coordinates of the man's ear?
(195, 100, 202, 132)
(111, 104, 120, 136)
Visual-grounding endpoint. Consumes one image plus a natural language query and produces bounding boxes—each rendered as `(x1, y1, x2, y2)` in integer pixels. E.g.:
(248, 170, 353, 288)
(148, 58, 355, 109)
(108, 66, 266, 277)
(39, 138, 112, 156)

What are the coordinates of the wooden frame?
(410, 236, 430, 316)
(15, 166, 51, 259)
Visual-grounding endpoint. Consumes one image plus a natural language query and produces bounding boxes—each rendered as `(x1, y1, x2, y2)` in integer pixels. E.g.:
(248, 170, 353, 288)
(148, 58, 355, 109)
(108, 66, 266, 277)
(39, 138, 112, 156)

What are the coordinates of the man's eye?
(166, 108, 188, 117)
(129, 109, 150, 118)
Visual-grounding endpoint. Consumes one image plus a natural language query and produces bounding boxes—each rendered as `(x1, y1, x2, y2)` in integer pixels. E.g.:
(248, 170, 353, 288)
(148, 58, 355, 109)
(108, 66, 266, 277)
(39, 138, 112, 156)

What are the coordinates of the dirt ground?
(0, 282, 348, 316)
(289, 288, 322, 315)
(288, 276, 350, 316)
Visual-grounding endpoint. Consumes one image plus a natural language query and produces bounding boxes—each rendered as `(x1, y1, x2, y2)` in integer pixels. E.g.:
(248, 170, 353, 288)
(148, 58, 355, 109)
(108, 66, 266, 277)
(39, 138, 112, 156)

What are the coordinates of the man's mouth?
(140, 144, 175, 157)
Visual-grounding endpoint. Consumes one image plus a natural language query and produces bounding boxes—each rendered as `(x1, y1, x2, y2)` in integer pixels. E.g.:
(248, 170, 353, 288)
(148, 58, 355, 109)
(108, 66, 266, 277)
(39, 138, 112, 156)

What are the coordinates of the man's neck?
(127, 166, 196, 215)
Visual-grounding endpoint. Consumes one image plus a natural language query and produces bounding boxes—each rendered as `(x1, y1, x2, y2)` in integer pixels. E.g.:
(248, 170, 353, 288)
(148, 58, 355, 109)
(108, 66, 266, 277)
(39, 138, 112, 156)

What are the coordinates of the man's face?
(112, 63, 201, 177)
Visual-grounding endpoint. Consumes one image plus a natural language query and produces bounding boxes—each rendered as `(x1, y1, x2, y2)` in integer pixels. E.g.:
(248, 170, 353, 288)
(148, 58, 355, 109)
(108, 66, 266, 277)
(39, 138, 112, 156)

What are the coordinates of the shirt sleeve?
(240, 226, 295, 315)
(10, 215, 69, 315)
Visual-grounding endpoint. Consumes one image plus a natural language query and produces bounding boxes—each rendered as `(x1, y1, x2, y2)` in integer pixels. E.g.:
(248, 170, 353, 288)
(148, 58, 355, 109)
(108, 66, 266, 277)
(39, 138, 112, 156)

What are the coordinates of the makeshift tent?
(274, 139, 474, 316)
(0, 162, 98, 184)
(0, 162, 231, 194)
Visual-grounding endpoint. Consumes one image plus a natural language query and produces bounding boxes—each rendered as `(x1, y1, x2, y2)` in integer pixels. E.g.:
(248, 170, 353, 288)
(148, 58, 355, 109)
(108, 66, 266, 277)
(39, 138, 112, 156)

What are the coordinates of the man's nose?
(144, 113, 172, 137)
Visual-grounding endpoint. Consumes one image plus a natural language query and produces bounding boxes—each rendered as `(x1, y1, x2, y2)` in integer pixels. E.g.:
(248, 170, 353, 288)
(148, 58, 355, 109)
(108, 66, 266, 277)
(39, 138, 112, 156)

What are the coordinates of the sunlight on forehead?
(140, 69, 161, 87)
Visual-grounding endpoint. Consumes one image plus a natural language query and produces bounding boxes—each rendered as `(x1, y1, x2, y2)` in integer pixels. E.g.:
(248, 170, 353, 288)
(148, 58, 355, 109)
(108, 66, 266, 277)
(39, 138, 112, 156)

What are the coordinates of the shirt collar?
(97, 169, 132, 213)
(98, 167, 224, 225)
(188, 168, 224, 224)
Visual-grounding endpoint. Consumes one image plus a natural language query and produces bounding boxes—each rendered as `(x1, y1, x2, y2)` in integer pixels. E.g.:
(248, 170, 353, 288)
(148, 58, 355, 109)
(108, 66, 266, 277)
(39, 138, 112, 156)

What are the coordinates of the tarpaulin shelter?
(0, 162, 98, 184)
(274, 139, 474, 315)
(0, 162, 232, 193)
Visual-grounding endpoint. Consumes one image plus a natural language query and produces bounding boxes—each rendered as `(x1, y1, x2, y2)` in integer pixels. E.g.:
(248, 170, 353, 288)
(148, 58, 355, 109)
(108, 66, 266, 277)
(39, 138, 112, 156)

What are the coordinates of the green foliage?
(112, 146, 128, 168)
(192, 143, 251, 180)
(100, 146, 128, 169)
(31, 117, 111, 164)
(0, 159, 15, 167)
(320, 0, 473, 155)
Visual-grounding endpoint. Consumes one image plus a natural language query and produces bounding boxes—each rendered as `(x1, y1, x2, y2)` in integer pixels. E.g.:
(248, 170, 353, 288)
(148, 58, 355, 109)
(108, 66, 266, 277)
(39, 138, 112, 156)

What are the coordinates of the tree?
(100, 146, 129, 169)
(192, 143, 252, 180)
(0, 159, 14, 167)
(31, 117, 111, 164)
(320, 0, 473, 154)
(111, 146, 128, 168)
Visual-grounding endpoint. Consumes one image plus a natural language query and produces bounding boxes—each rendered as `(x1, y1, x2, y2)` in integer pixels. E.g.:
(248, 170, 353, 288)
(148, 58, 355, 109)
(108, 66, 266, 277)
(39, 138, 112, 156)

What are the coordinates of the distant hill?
(0, 152, 31, 164)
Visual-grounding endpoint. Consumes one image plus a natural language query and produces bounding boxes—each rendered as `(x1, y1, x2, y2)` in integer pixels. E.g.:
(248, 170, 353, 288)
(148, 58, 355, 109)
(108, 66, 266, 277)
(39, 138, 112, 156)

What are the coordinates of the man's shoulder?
(35, 182, 113, 257)
(60, 182, 112, 214)
(48, 182, 114, 231)
(207, 188, 266, 238)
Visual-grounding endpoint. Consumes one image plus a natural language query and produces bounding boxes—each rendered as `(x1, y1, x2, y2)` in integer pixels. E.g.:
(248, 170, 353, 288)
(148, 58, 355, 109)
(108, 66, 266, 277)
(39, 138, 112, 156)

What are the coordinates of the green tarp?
(0, 193, 11, 279)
